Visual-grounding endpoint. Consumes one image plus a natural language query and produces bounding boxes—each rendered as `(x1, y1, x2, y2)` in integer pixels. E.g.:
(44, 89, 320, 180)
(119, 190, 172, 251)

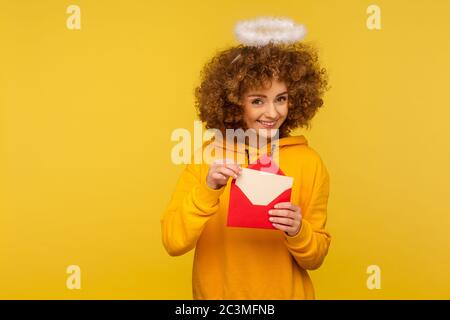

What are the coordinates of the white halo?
(234, 16, 307, 47)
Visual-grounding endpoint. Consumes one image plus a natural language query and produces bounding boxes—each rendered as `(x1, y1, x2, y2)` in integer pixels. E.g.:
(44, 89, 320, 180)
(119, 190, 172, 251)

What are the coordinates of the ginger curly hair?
(194, 42, 329, 138)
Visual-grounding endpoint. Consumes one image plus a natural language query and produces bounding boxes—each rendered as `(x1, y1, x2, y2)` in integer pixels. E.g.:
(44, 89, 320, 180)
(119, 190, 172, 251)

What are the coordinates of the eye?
(277, 96, 287, 102)
(251, 99, 264, 105)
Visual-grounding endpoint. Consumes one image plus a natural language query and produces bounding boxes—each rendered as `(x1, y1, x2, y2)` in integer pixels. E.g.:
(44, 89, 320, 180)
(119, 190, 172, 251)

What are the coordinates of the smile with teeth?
(257, 120, 278, 127)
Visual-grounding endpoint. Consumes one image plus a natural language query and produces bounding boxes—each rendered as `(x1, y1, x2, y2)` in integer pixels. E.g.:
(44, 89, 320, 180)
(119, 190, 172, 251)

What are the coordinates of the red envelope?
(227, 154, 293, 230)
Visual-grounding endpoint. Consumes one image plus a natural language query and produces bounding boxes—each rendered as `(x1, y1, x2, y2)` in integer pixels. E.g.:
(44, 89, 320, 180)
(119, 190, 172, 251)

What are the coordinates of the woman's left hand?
(268, 202, 302, 237)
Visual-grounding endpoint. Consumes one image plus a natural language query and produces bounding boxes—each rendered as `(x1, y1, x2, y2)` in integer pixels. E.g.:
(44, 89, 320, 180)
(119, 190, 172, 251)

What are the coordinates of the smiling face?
(241, 78, 289, 140)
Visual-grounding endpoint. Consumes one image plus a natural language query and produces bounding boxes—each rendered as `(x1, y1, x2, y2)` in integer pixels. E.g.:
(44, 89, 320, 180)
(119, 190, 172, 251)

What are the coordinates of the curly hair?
(194, 42, 329, 138)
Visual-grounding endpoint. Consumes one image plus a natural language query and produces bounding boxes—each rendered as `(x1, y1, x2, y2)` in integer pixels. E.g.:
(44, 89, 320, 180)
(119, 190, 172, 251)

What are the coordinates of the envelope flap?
(235, 168, 293, 206)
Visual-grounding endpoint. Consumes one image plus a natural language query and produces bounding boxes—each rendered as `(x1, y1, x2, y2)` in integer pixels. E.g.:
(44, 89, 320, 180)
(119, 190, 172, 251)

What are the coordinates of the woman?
(161, 17, 331, 299)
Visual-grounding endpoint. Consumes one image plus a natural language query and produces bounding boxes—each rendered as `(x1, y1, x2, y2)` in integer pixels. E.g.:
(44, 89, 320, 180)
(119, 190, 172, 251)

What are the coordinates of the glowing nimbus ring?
(234, 17, 306, 47)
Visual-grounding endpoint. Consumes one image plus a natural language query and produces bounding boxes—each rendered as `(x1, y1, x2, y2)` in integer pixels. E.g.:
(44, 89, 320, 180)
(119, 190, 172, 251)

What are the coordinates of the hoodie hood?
(208, 134, 308, 165)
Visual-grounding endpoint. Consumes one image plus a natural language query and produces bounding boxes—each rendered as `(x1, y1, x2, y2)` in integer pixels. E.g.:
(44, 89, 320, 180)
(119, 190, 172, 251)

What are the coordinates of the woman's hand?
(269, 202, 302, 237)
(206, 160, 242, 190)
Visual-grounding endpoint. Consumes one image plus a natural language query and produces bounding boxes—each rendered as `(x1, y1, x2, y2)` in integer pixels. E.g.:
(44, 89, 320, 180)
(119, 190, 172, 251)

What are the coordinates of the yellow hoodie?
(161, 135, 331, 299)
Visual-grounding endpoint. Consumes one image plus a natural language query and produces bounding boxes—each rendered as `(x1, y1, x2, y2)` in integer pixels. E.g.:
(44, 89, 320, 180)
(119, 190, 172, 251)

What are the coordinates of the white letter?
(203, 128, 222, 165)
(66, 5, 81, 30)
(225, 128, 258, 165)
(171, 128, 191, 164)
(366, 4, 381, 30)
(261, 129, 280, 173)
(193, 121, 203, 164)
(66, 265, 81, 289)
(366, 265, 381, 289)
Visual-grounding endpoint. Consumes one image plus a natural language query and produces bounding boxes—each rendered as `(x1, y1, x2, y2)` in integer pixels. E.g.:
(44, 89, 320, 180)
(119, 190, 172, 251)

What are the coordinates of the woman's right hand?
(206, 160, 242, 190)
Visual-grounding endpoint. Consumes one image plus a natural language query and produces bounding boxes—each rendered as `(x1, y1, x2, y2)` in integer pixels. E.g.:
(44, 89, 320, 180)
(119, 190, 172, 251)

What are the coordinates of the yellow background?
(1, 0, 449, 299)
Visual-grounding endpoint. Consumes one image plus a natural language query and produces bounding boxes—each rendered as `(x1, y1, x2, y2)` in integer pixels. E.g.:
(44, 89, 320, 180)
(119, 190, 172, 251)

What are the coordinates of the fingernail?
(268, 210, 273, 214)
(269, 217, 274, 221)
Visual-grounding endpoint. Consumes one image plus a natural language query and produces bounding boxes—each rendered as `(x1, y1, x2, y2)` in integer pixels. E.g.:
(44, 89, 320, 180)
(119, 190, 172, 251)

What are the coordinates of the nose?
(264, 102, 279, 119)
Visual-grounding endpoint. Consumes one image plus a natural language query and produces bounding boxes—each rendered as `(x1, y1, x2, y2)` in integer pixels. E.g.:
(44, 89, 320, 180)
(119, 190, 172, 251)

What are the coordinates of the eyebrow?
(247, 91, 288, 98)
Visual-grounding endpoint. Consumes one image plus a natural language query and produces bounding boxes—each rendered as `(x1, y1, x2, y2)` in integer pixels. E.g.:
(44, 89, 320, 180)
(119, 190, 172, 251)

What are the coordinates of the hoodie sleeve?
(160, 162, 226, 256)
(284, 158, 331, 270)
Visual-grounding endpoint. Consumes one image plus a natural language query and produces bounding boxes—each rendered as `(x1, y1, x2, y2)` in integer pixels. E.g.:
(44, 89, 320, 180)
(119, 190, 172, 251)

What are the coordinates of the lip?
(257, 119, 278, 128)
